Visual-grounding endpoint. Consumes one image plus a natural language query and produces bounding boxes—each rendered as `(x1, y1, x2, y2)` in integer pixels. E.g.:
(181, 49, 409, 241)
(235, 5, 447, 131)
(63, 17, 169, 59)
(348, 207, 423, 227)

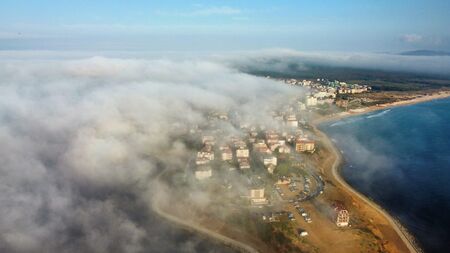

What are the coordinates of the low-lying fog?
(1, 49, 449, 253)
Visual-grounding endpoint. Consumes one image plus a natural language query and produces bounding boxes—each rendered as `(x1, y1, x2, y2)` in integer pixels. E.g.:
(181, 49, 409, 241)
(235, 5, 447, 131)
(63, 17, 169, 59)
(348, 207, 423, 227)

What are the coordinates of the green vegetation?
(245, 65, 450, 91)
(276, 161, 291, 176)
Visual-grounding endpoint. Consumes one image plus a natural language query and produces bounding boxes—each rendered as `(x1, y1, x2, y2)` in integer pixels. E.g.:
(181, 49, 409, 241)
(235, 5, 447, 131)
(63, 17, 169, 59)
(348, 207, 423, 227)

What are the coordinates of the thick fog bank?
(0, 56, 302, 253)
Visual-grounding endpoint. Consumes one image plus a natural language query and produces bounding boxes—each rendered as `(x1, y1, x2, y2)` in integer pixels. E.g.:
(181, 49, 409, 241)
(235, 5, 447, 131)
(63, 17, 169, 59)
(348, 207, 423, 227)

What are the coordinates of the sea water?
(321, 98, 450, 253)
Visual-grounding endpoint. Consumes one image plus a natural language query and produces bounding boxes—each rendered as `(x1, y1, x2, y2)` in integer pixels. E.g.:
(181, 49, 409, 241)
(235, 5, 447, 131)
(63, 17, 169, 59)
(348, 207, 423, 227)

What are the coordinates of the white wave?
(366, 109, 391, 119)
(330, 116, 364, 127)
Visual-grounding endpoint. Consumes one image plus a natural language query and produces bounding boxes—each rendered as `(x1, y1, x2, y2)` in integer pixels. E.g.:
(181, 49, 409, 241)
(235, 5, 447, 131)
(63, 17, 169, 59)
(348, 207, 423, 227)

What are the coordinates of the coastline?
(314, 90, 450, 125)
(311, 91, 450, 253)
(313, 126, 421, 253)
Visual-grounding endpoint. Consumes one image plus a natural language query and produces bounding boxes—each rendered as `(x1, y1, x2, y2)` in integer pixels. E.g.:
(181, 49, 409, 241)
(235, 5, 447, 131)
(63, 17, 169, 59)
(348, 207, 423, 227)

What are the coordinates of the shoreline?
(313, 126, 421, 253)
(314, 90, 450, 125)
(311, 91, 450, 253)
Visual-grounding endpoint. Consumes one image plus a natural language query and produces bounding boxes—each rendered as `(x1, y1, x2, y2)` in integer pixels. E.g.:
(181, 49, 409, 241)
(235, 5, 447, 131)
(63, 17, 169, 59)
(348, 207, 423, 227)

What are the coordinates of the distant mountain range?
(399, 50, 450, 56)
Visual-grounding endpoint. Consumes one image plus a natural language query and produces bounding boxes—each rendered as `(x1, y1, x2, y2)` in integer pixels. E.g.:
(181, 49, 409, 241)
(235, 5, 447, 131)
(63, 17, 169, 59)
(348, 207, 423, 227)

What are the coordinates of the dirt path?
(151, 172, 260, 253)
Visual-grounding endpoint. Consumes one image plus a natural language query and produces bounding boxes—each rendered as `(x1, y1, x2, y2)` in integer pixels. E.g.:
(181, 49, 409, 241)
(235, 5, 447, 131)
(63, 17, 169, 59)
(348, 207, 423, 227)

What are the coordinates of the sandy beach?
(314, 90, 450, 125)
(313, 126, 421, 253)
(309, 91, 450, 253)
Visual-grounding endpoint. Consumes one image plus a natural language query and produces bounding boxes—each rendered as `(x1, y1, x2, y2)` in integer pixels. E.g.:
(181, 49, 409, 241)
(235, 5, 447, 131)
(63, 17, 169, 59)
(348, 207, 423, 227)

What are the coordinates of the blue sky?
(0, 0, 449, 52)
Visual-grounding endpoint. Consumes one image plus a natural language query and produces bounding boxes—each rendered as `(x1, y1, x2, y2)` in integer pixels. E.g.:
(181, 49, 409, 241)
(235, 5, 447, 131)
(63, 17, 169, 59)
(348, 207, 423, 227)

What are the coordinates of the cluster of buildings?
(282, 78, 370, 94)
(188, 89, 352, 234)
(191, 116, 317, 210)
(278, 78, 371, 107)
(194, 136, 215, 180)
(193, 122, 315, 180)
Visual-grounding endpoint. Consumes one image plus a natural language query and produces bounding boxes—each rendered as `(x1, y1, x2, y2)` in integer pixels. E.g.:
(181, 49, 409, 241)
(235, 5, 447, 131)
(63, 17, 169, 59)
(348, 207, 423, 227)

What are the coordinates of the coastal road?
(314, 125, 420, 253)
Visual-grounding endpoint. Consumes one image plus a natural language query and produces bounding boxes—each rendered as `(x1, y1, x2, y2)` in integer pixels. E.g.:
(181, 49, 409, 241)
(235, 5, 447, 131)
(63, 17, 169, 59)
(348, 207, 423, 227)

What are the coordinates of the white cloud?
(190, 6, 241, 16)
(400, 33, 423, 43)
(156, 6, 241, 17)
(0, 54, 303, 253)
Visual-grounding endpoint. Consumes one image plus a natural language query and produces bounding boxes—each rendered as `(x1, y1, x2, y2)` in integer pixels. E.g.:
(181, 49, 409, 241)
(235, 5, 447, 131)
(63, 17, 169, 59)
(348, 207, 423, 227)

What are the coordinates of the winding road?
(151, 170, 260, 253)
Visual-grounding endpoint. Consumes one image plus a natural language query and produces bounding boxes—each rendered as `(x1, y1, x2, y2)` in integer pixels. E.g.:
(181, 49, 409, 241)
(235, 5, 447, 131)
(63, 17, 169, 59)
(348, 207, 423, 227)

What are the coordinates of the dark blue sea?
(321, 98, 450, 253)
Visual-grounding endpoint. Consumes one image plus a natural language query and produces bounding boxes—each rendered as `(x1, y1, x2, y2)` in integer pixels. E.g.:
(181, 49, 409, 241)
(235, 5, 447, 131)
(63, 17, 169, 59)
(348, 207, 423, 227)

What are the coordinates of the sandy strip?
(309, 92, 450, 253)
(314, 91, 450, 125)
(314, 126, 420, 253)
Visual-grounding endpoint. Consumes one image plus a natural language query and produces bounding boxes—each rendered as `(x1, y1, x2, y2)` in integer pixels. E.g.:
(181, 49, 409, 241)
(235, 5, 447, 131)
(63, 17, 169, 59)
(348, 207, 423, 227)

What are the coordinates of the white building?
(220, 146, 233, 161)
(196, 151, 214, 161)
(263, 155, 277, 167)
(278, 144, 291, 154)
(267, 164, 276, 174)
(195, 167, 212, 180)
(306, 95, 318, 107)
(238, 158, 251, 170)
(286, 114, 298, 127)
(253, 142, 272, 154)
(201, 135, 215, 145)
(236, 147, 250, 158)
(249, 187, 268, 205)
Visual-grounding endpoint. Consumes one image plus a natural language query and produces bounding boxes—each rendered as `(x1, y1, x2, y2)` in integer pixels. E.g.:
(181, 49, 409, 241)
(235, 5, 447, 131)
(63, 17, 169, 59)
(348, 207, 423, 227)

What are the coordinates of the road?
(152, 169, 260, 253)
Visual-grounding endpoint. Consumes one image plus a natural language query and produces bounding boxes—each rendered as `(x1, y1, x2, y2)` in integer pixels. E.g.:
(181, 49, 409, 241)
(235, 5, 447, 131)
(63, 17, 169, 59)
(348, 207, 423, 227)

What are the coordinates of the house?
(236, 147, 250, 158)
(286, 114, 298, 127)
(317, 99, 334, 105)
(306, 95, 318, 107)
(265, 130, 279, 144)
(249, 187, 268, 205)
(196, 146, 215, 165)
(238, 158, 251, 170)
(253, 141, 272, 154)
(202, 135, 215, 146)
(333, 203, 350, 227)
(269, 143, 281, 152)
(263, 155, 277, 167)
(277, 139, 286, 145)
(278, 144, 291, 154)
(267, 164, 276, 174)
(195, 157, 210, 165)
(285, 134, 296, 144)
(295, 139, 315, 153)
(220, 146, 233, 161)
(197, 148, 214, 160)
(233, 140, 247, 149)
(195, 166, 212, 180)
(298, 102, 306, 111)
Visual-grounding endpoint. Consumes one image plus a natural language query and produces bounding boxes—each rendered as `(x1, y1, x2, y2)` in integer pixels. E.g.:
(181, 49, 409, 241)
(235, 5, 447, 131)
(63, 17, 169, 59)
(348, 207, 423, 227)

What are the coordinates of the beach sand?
(307, 91, 450, 253)
(314, 91, 450, 125)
